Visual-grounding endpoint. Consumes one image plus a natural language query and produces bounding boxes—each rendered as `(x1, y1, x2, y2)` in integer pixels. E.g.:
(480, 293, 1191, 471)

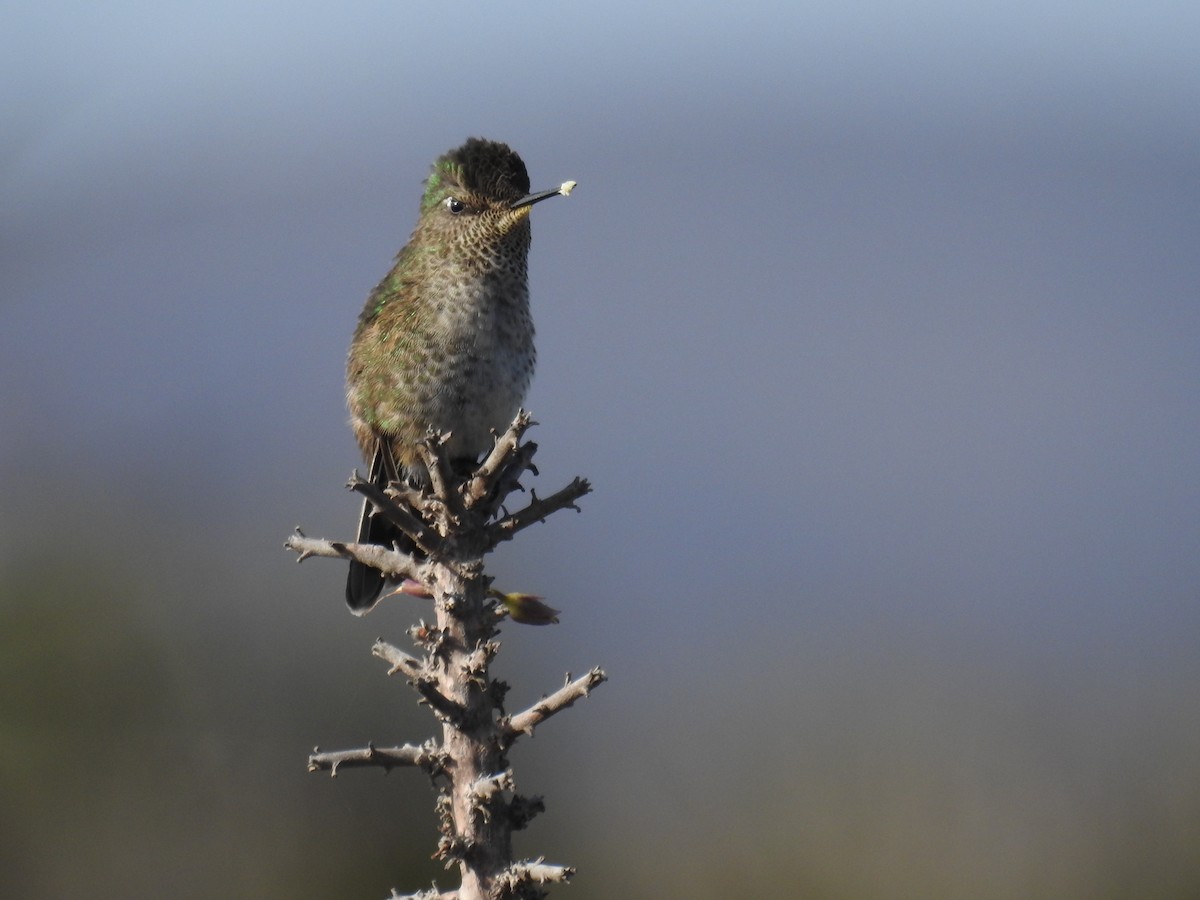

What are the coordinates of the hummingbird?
(344, 138, 574, 614)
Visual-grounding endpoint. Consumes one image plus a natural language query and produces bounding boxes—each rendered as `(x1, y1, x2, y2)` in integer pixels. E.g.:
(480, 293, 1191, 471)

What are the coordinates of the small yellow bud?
(491, 590, 561, 626)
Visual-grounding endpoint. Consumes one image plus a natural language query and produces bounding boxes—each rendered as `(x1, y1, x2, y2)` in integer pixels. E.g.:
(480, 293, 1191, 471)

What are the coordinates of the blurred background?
(3, 1, 1198, 897)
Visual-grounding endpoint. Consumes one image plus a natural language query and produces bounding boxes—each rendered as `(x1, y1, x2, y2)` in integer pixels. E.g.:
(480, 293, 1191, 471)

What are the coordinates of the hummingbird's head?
(414, 138, 572, 266)
(426, 138, 531, 208)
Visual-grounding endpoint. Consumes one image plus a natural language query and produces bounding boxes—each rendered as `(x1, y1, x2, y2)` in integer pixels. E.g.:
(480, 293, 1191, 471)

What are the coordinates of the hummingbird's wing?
(345, 441, 401, 614)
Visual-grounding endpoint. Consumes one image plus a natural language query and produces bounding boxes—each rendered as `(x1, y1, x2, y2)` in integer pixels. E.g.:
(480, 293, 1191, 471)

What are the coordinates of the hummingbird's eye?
(445, 197, 466, 214)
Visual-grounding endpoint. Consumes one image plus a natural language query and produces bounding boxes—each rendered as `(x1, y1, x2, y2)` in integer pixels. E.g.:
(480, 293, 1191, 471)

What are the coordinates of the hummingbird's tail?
(345, 443, 401, 615)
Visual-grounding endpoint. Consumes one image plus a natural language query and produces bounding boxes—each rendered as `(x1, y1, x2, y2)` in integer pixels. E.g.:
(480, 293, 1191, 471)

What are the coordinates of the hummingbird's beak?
(510, 181, 577, 210)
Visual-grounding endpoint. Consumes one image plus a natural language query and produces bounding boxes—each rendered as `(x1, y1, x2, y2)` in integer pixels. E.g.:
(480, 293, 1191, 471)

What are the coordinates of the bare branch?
(349, 473, 444, 555)
(388, 886, 458, 900)
(371, 639, 462, 719)
(308, 741, 446, 777)
(294, 412, 601, 898)
(414, 678, 465, 723)
(372, 639, 425, 680)
(481, 440, 540, 517)
(494, 859, 575, 894)
(501, 668, 607, 747)
(469, 770, 514, 806)
(285, 531, 421, 581)
(469, 410, 534, 493)
(416, 430, 468, 523)
(486, 478, 591, 547)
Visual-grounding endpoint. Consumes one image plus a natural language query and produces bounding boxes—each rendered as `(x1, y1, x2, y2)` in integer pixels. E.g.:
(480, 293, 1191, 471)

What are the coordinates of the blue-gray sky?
(3, 2, 1199, 896)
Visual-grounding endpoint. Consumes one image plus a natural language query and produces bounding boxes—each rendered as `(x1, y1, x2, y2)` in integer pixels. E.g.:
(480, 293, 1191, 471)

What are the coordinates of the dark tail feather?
(345, 443, 400, 615)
